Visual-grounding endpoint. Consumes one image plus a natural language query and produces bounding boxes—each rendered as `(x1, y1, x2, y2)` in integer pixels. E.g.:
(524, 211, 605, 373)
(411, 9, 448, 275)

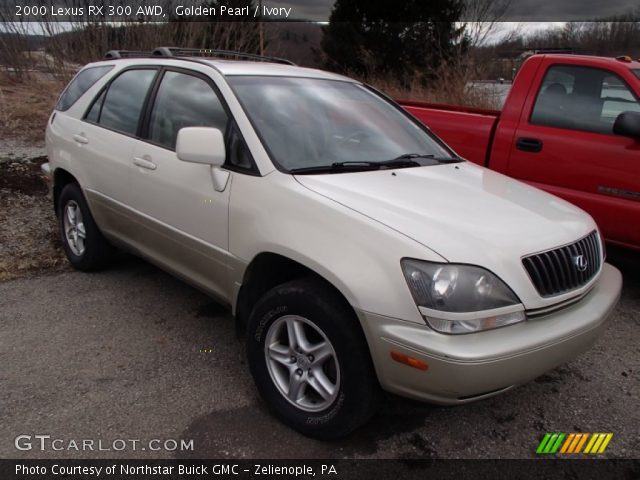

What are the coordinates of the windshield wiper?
(289, 155, 460, 175)
(290, 160, 421, 174)
(337, 159, 422, 169)
(289, 162, 383, 174)
(390, 153, 462, 164)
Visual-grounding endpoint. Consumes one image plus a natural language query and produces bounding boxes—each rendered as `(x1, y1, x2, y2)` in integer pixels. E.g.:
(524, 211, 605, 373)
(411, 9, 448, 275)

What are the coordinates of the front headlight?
(401, 259, 525, 334)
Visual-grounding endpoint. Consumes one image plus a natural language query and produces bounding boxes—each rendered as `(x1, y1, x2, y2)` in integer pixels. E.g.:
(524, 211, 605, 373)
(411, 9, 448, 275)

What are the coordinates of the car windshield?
(634, 69, 640, 80)
(228, 76, 454, 173)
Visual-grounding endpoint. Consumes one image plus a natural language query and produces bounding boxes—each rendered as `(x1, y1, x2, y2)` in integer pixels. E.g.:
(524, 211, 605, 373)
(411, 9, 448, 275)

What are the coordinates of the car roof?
(200, 59, 354, 80)
(89, 57, 355, 82)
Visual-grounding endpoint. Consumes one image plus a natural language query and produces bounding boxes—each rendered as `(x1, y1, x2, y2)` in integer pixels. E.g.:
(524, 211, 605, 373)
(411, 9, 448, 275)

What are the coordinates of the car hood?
(294, 162, 595, 268)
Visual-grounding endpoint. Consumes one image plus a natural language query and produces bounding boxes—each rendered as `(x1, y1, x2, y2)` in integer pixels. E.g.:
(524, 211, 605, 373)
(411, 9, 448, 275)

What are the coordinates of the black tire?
(57, 183, 113, 271)
(247, 277, 380, 439)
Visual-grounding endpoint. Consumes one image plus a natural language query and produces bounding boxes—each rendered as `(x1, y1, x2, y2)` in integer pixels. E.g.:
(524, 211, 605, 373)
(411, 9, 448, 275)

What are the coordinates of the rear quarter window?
(56, 65, 113, 112)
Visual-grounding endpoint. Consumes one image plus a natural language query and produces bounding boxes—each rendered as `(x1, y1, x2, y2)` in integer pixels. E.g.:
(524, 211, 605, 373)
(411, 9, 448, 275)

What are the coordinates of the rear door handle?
(516, 137, 543, 153)
(133, 156, 157, 171)
(73, 134, 88, 145)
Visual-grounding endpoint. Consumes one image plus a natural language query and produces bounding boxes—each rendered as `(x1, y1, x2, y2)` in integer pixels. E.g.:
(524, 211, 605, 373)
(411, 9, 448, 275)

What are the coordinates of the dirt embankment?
(0, 157, 68, 281)
(0, 73, 68, 281)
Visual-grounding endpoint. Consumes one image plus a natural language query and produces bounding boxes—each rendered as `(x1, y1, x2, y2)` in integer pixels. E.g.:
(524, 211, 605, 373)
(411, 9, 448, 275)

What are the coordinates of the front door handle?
(73, 134, 88, 144)
(133, 156, 157, 171)
(516, 137, 543, 153)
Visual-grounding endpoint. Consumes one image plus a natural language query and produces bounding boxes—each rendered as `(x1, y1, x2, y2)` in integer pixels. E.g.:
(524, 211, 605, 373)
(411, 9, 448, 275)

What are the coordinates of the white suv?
(44, 48, 622, 438)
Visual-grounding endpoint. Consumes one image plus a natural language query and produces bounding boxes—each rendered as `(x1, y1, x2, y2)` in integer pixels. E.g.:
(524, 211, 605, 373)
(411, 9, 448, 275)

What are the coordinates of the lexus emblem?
(573, 254, 588, 272)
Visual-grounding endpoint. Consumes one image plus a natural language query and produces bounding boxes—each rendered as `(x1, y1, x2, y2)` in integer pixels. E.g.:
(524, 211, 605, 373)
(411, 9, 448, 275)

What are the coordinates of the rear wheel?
(247, 277, 379, 439)
(58, 183, 113, 271)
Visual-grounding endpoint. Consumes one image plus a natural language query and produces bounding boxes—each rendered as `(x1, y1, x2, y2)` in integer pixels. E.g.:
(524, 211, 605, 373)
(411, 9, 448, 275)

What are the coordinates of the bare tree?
(462, 0, 512, 48)
(0, 19, 38, 79)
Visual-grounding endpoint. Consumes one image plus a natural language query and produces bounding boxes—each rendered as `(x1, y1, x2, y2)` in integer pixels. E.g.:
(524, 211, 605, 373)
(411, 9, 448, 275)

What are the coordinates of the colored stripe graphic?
(536, 433, 552, 454)
(568, 433, 586, 453)
(544, 433, 559, 453)
(537, 433, 613, 454)
(584, 433, 599, 453)
(559, 433, 576, 453)
(550, 433, 565, 453)
(574, 433, 589, 453)
(571, 433, 589, 453)
(597, 433, 614, 453)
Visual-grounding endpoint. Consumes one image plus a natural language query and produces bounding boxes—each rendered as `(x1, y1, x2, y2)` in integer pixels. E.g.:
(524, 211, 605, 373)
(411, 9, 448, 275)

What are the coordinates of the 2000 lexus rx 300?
(43, 49, 622, 438)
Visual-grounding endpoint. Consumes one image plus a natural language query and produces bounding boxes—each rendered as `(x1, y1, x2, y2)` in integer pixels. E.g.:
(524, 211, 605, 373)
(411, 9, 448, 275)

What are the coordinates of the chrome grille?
(522, 231, 601, 297)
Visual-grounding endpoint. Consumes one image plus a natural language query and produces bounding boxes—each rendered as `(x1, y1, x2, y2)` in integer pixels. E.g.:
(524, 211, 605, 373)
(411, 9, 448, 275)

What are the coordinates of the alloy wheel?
(264, 315, 340, 412)
(63, 200, 86, 256)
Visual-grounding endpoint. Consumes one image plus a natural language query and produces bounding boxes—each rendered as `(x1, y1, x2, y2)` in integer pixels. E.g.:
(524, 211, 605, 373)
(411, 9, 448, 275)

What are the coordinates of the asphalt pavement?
(1, 249, 638, 459)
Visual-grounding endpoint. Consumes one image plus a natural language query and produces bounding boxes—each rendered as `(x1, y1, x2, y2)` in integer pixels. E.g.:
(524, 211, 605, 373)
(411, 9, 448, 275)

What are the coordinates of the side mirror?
(176, 127, 225, 166)
(613, 111, 640, 140)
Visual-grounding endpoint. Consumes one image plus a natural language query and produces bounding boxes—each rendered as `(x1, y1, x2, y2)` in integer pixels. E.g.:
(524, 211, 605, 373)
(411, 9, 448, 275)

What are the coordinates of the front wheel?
(57, 183, 113, 271)
(246, 278, 379, 439)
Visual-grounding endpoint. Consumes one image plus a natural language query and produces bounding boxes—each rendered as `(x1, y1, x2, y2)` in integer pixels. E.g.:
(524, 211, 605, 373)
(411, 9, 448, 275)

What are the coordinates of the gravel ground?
(0, 241, 638, 459)
(0, 153, 637, 460)
(0, 138, 46, 160)
(0, 253, 637, 459)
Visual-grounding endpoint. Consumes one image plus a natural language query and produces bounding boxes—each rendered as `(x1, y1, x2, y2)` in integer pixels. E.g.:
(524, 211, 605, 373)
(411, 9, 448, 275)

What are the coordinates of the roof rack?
(152, 47, 296, 65)
(104, 50, 153, 59)
(103, 47, 296, 65)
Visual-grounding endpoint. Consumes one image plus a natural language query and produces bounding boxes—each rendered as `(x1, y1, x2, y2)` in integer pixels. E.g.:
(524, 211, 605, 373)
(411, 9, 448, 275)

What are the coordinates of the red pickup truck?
(401, 54, 640, 251)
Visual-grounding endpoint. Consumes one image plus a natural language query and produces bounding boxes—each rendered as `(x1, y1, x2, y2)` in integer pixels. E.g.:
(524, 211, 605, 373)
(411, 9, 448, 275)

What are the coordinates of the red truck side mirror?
(613, 111, 640, 141)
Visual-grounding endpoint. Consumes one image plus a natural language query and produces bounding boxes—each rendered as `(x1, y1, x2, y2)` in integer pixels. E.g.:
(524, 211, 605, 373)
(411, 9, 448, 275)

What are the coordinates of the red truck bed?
(400, 100, 499, 166)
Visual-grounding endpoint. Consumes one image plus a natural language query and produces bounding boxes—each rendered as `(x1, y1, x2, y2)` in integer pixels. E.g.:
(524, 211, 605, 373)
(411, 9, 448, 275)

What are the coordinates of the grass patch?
(0, 72, 64, 143)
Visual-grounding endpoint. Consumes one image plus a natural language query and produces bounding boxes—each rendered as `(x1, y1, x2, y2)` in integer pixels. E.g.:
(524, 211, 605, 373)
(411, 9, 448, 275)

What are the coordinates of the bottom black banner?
(1, 459, 638, 480)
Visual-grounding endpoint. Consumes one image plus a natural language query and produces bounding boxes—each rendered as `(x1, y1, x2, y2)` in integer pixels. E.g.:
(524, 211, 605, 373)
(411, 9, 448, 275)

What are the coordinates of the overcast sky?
(269, 0, 638, 22)
(1, 0, 635, 39)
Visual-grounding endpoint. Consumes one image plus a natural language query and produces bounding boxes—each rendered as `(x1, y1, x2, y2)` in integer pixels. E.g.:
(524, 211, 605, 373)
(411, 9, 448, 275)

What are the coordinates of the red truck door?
(506, 59, 640, 250)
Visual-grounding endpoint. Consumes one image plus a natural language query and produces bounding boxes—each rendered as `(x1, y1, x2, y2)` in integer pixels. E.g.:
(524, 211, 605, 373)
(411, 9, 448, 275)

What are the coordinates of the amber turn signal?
(390, 351, 429, 371)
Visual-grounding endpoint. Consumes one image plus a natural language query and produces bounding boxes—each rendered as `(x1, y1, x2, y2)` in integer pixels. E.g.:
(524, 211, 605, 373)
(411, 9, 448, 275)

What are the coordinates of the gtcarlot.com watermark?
(15, 434, 194, 452)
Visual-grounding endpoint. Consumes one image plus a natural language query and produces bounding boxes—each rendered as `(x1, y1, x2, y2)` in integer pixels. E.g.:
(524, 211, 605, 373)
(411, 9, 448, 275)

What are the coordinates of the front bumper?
(358, 263, 622, 404)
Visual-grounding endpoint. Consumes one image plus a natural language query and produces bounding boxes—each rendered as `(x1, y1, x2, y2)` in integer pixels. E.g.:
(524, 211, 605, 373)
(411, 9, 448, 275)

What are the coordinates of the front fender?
(228, 172, 445, 324)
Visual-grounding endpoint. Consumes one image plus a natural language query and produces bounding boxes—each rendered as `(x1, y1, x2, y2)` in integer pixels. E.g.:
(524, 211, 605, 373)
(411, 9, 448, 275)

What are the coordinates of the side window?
(56, 65, 113, 111)
(601, 74, 640, 127)
(148, 71, 228, 150)
(99, 69, 157, 136)
(85, 89, 106, 123)
(531, 65, 640, 134)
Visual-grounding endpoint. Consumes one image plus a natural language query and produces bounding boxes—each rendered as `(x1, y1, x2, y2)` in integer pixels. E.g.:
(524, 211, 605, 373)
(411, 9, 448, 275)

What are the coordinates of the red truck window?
(530, 64, 640, 135)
